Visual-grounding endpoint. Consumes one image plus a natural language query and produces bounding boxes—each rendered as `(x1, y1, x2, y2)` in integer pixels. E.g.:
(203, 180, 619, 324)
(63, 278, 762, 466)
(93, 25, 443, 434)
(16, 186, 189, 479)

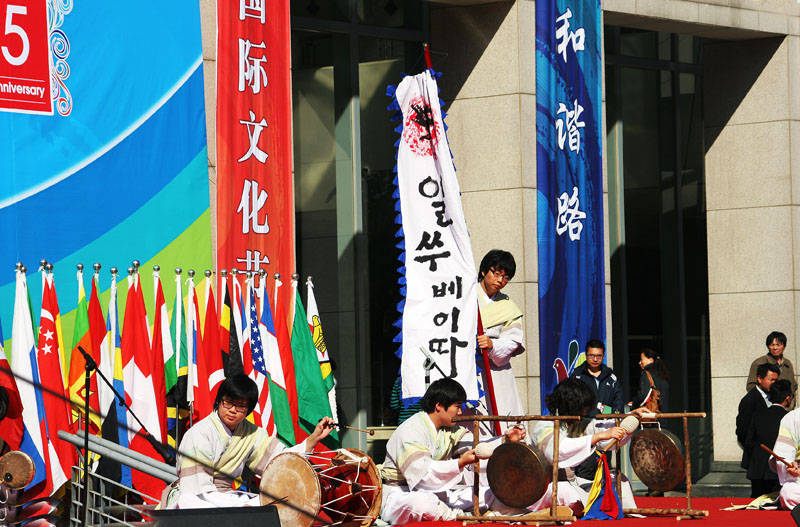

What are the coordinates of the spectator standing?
(746, 379, 792, 498)
(747, 331, 797, 408)
(736, 363, 780, 471)
(571, 340, 624, 418)
(630, 348, 670, 412)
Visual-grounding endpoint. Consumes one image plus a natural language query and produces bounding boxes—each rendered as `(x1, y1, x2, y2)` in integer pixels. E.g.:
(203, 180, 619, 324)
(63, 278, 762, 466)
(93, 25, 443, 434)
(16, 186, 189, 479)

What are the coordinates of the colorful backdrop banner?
(0, 0, 211, 346)
(216, 0, 294, 315)
(536, 0, 606, 404)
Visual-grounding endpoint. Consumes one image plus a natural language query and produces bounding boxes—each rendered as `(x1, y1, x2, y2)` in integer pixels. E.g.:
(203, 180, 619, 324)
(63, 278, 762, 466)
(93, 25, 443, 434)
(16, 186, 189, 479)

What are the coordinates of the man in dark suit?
(746, 379, 793, 497)
(737, 362, 780, 473)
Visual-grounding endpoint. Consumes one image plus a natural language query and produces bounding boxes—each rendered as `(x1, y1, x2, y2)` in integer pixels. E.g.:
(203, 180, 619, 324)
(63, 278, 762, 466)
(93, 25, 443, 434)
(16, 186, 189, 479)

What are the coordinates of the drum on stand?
(486, 442, 551, 508)
(629, 428, 685, 492)
(260, 448, 382, 527)
(0, 451, 35, 490)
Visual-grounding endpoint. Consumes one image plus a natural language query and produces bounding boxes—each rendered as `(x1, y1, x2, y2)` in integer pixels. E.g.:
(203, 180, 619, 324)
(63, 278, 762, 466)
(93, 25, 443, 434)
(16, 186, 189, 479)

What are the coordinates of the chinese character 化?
(556, 186, 586, 241)
(556, 99, 585, 153)
(238, 110, 269, 163)
(237, 179, 270, 234)
(555, 8, 585, 62)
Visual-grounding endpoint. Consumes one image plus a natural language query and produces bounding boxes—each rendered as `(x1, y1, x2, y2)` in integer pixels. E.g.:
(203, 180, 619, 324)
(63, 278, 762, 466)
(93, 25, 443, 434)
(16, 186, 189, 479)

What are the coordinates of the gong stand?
(451, 414, 581, 525)
(605, 412, 708, 520)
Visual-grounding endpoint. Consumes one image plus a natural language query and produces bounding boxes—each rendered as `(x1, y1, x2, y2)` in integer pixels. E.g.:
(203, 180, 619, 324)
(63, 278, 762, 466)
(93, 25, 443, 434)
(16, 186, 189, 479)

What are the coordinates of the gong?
(486, 442, 551, 508)
(629, 428, 685, 492)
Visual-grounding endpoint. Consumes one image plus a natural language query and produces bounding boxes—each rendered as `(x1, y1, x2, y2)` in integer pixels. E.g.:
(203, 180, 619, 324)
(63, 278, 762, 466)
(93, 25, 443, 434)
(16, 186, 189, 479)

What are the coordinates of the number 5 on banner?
(0, 0, 53, 115)
(2, 4, 29, 65)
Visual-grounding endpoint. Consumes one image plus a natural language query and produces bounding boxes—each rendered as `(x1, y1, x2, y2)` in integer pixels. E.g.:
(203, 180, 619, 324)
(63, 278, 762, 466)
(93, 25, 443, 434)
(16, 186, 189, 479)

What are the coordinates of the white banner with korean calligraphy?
(388, 70, 479, 403)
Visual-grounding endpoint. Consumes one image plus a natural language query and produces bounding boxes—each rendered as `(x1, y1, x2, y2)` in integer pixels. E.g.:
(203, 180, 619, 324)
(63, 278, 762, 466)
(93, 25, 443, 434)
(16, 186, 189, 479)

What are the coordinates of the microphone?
(602, 415, 639, 452)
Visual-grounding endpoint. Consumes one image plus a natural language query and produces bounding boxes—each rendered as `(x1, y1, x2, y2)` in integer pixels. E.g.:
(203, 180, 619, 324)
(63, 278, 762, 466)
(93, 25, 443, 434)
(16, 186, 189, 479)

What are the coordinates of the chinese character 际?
(240, 0, 266, 23)
(238, 39, 268, 94)
(237, 179, 269, 234)
(556, 100, 585, 153)
(238, 110, 269, 163)
(555, 8, 585, 62)
(556, 186, 586, 241)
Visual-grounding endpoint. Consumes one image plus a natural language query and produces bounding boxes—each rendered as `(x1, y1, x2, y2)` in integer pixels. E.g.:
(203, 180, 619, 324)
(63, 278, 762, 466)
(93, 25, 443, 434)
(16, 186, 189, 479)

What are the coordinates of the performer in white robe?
(475, 250, 525, 435)
(380, 378, 526, 524)
(530, 378, 643, 515)
(162, 373, 334, 508)
(771, 407, 800, 508)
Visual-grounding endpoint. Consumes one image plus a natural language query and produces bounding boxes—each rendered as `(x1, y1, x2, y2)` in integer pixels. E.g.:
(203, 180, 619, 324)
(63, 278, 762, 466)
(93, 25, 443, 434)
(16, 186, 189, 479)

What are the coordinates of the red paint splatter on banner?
(403, 96, 442, 157)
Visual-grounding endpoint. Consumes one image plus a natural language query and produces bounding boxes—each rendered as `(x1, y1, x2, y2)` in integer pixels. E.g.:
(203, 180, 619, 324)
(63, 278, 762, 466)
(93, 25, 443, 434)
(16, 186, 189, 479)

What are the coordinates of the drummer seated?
(161, 373, 334, 509)
(530, 378, 646, 516)
(379, 378, 527, 524)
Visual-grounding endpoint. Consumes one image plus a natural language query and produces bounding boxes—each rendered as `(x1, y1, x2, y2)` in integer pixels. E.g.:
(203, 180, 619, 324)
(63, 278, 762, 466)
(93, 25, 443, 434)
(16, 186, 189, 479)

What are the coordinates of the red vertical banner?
(0, 0, 52, 114)
(216, 0, 294, 316)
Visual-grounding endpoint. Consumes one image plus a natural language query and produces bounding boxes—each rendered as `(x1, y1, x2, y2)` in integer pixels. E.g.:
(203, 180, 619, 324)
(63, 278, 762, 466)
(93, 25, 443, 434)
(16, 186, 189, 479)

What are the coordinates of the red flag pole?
(477, 310, 502, 436)
(423, 43, 433, 70)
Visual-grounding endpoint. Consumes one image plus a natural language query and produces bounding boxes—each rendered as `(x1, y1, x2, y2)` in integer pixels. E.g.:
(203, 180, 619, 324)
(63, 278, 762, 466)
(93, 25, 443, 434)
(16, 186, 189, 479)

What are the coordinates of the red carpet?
(397, 497, 791, 526)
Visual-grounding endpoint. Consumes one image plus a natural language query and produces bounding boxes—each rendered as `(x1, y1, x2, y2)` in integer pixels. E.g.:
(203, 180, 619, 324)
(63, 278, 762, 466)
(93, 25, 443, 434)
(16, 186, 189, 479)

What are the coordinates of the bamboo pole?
(551, 419, 560, 519)
(623, 508, 708, 516)
(452, 415, 581, 423)
(473, 419, 480, 517)
(683, 415, 693, 510)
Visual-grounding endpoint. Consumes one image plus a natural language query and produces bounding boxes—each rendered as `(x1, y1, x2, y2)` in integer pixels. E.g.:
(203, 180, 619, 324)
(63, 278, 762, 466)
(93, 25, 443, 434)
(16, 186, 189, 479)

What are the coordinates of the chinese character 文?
(238, 110, 269, 163)
(556, 186, 586, 241)
(555, 8, 585, 62)
(431, 276, 463, 299)
(433, 307, 461, 333)
(240, 0, 266, 23)
(239, 39, 268, 94)
(556, 100, 585, 153)
(237, 179, 269, 234)
(236, 249, 270, 270)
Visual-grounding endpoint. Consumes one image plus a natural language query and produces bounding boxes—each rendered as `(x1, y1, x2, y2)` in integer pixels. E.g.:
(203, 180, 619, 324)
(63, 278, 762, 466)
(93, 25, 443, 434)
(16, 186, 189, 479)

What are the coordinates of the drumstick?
(760, 443, 793, 467)
(326, 422, 375, 436)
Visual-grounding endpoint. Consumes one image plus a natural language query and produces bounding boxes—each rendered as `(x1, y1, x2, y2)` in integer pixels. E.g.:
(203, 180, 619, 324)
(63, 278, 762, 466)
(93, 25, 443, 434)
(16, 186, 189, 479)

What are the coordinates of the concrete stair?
(690, 461, 751, 498)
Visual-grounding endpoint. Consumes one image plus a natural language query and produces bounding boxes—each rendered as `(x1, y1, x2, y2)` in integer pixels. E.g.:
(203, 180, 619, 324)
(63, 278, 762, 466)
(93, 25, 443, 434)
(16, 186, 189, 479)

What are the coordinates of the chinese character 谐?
(555, 8, 585, 62)
(556, 186, 586, 241)
(555, 100, 585, 153)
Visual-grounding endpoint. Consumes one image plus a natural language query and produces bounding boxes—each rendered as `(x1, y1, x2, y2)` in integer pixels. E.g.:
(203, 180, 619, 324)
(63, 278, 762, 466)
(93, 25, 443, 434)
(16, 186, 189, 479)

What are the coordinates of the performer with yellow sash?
(771, 406, 800, 508)
(476, 250, 525, 433)
(163, 373, 334, 508)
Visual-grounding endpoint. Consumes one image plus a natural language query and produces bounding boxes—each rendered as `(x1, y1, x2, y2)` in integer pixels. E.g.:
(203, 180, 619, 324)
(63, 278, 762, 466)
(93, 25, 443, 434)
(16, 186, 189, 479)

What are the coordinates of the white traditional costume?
(379, 411, 512, 523)
(530, 419, 637, 514)
(772, 408, 800, 508)
(477, 288, 525, 434)
(164, 411, 306, 508)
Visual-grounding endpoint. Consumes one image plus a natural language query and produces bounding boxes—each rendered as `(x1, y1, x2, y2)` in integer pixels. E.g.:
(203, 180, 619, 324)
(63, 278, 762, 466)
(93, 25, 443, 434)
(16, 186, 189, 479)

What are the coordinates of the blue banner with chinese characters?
(536, 0, 605, 406)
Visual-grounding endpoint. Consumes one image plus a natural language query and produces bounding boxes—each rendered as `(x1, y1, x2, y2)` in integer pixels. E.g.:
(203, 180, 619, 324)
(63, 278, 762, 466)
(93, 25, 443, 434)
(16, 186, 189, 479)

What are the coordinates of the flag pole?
(477, 309, 502, 436)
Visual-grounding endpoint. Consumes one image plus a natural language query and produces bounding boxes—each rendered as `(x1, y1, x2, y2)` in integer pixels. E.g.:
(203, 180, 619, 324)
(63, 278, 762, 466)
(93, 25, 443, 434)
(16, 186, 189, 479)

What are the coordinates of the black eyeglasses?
(220, 399, 248, 413)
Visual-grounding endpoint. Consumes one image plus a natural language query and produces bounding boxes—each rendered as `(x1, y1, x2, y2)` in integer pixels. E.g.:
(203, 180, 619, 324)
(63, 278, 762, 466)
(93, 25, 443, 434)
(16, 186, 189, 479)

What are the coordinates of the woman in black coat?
(630, 348, 670, 412)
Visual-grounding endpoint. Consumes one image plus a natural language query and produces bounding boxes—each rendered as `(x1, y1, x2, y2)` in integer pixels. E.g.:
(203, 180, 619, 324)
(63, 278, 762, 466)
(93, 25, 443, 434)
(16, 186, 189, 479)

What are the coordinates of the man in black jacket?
(570, 340, 624, 418)
(736, 362, 780, 472)
(746, 379, 792, 497)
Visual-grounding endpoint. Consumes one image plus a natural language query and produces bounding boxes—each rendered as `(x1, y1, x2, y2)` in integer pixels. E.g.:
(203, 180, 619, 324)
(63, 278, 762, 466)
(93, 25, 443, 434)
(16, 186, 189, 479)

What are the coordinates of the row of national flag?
(0, 267, 337, 503)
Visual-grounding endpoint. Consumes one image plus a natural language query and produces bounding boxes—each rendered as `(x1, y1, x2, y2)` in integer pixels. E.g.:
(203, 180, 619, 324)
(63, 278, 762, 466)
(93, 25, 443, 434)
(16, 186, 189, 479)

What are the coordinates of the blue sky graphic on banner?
(0, 1, 211, 349)
(536, 0, 606, 406)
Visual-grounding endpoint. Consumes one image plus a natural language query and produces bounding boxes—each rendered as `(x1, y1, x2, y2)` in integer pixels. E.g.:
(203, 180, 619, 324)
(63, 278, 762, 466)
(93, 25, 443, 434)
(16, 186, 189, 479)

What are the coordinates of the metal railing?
(58, 431, 175, 527)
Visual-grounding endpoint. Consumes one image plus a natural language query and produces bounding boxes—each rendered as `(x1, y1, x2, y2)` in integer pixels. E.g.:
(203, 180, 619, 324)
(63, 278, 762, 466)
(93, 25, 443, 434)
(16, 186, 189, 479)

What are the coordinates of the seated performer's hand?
(477, 335, 493, 350)
(308, 416, 336, 451)
(631, 406, 652, 418)
(592, 426, 626, 446)
(788, 461, 800, 479)
(458, 449, 478, 469)
(503, 424, 526, 443)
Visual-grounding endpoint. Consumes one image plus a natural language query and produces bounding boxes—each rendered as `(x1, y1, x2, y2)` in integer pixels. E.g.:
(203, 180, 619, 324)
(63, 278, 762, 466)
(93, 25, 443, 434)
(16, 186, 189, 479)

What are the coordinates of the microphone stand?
(77, 347, 176, 469)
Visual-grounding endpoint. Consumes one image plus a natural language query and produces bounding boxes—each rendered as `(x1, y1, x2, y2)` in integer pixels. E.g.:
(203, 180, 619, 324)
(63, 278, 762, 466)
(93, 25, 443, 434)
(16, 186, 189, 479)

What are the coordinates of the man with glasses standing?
(163, 373, 335, 508)
(476, 249, 525, 434)
(570, 340, 624, 418)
